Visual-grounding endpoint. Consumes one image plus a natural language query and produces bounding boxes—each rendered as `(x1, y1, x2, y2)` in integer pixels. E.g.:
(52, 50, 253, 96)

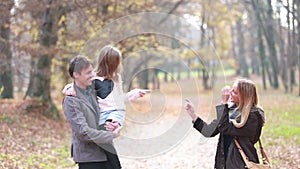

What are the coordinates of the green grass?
(0, 115, 16, 124)
(258, 91, 300, 145)
(273, 123, 300, 137)
(262, 105, 298, 145)
(1, 144, 75, 169)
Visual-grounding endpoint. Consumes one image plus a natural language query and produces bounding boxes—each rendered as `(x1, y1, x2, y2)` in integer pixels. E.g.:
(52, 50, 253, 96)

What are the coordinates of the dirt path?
(119, 128, 218, 169)
(117, 90, 219, 169)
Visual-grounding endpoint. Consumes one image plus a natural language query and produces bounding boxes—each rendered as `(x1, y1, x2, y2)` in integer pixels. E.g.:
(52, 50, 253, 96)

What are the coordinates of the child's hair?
(95, 45, 122, 81)
(231, 79, 258, 128)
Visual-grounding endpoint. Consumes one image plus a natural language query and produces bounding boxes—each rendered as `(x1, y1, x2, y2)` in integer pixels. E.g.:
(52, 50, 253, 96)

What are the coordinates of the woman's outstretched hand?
(185, 99, 198, 122)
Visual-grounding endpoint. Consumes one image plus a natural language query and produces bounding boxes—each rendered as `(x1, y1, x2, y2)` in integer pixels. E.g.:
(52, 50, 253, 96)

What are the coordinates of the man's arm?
(63, 96, 114, 144)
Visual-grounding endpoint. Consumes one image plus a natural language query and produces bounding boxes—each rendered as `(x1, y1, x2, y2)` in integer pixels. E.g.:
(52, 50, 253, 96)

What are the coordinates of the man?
(62, 55, 122, 169)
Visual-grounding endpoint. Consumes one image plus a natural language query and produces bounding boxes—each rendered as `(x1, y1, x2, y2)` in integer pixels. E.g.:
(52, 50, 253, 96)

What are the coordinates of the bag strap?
(256, 111, 271, 165)
(258, 139, 270, 165)
(234, 112, 271, 168)
(234, 139, 253, 168)
(235, 138, 271, 168)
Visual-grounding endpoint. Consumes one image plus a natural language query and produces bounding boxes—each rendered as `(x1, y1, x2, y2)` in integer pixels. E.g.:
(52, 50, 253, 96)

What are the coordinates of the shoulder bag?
(234, 139, 271, 169)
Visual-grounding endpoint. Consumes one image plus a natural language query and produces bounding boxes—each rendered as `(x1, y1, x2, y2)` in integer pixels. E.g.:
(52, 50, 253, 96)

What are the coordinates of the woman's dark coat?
(193, 104, 264, 169)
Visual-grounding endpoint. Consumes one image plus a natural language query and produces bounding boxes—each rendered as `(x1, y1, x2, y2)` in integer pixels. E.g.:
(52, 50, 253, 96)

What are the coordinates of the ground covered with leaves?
(0, 99, 75, 169)
(0, 84, 299, 168)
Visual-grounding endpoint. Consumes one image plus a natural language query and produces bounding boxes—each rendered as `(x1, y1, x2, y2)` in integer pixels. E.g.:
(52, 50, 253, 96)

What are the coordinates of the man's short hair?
(69, 55, 92, 78)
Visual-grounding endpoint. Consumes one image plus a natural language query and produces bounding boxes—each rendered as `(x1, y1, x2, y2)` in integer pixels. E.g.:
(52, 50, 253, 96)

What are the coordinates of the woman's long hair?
(94, 45, 122, 82)
(231, 79, 258, 128)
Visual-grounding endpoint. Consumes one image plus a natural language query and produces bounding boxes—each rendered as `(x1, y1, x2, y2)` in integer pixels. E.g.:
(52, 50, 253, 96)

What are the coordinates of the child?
(93, 45, 147, 127)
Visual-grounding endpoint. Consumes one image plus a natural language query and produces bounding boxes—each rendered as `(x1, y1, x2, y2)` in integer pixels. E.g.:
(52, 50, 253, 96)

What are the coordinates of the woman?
(185, 79, 266, 169)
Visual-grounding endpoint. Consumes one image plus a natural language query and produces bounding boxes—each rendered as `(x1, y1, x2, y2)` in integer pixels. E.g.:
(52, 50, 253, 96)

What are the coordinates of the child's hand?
(62, 83, 76, 96)
(126, 89, 151, 101)
(65, 87, 76, 96)
(138, 89, 151, 97)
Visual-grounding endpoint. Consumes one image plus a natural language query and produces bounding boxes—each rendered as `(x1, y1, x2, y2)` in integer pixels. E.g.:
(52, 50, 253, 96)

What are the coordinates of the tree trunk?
(0, 0, 14, 98)
(155, 69, 160, 89)
(258, 26, 267, 90)
(248, 10, 260, 75)
(164, 71, 168, 82)
(24, 0, 59, 118)
(125, 54, 152, 91)
(276, 4, 288, 92)
(236, 18, 249, 77)
(152, 69, 160, 90)
(296, 0, 300, 96)
(290, 0, 297, 92)
(170, 63, 174, 83)
(177, 62, 181, 81)
(266, 0, 279, 88)
(138, 64, 149, 89)
(199, 8, 212, 89)
(251, 0, 279, 89)
(286, 0, 294, 93)
(230, 25, 238, 73)
(202, 69, 209, 90)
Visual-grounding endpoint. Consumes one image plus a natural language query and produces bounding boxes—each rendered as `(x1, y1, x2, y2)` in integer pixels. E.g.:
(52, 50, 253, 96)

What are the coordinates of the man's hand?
(112, 126, 122, 138)
(104, 121, 120, 131)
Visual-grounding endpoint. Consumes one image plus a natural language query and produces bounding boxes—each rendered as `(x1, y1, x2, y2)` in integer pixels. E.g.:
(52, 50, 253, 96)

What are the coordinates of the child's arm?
(124, 89, 150, 102)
